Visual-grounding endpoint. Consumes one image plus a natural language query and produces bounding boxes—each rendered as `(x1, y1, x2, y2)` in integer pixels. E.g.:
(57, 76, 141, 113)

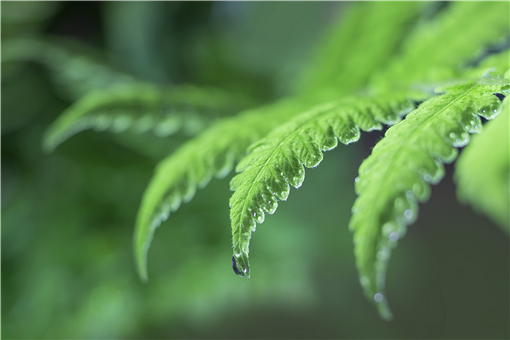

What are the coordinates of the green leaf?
(372, 2, 510, 91)
(134, 99, 314, 281)
(42, 83, 253, 152)
(455, 99, 509, 232)
(229, 93, 417, 278)
(349, 80, 509, 320)
(298, 1, 422, 96)
(1, 37, 133, 100)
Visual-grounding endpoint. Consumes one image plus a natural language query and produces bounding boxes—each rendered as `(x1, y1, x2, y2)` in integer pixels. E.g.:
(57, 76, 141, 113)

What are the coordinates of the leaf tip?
(232, 253, 250, 278)
(375, 295, 394, 321)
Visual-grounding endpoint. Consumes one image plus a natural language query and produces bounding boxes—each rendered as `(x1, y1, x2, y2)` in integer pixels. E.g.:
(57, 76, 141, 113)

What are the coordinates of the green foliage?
(42, 83, 253, 152)
(299, 1, 423, 96)
(371, 1, 510, 91)
(134, 99, 315, 281)
(455, 100, 510, 232)
(229, 93, 416, 277)
(350, 81, 509, 319)
(5, 1, 509, 327)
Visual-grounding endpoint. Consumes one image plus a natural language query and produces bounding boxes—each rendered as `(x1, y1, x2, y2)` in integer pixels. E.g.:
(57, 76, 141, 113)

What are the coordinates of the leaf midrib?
(355, 83, 477, 286)
(233, 103, 338, 252)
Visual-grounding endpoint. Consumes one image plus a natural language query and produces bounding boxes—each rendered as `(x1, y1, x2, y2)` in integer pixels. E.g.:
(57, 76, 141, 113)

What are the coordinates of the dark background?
(2, 2, 508, 338)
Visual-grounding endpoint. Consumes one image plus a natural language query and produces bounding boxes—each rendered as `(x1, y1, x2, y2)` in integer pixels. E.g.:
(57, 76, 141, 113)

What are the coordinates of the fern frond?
(134, 99, 314, 281)
(1, 37, 133, 100)
(349, 80, 509, 320)
(42, 83, 252, 152)
(455, 99, 509, 232)
(372, 2, 510, 91)
(299, 2, 422, 96)
(229, 93, 417, 278)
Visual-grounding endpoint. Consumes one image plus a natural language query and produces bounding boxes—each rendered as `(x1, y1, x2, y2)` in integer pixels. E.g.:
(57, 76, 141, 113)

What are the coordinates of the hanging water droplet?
(232, 254, 250, 278)
(232, 256, 244, 276)
(374, 292, 384, 303)
(253, 207, 265, 224)
(354, 176, 360, 183)
(404, 209, 414, 220)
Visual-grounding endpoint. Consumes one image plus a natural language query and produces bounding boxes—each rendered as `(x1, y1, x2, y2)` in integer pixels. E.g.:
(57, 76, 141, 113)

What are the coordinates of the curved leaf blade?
(42, 83, 252, 152)
(349, 80, 509, 320)
(455, 98, 509, 232)
(134, 99, 313, 281)
(229, 93, 417, 278)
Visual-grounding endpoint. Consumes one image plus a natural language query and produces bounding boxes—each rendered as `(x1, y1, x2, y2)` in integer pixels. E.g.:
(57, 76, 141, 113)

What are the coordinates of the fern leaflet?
(455, 98, 509, 232)
(42, 83, 252, 152)
(349, 80, 509, 320)
(134, 99, 316, 281)
(229, 93, 417, 277)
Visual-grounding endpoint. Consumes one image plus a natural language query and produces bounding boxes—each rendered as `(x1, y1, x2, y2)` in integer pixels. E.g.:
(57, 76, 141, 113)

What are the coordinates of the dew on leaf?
(460, 114, 482, 134)
(423, 173, 432, 182)
(262, 197, 278, 214)
(404, 209, 414, 220)
(232, 256, 244, 276)
(389, 231, 400, 242)
(374, 292, 384, 303)
(479, 101, 503, 119)
(338, 125, 360, 145)
(232, 254, 250, 278)
(253, 207, 265, 224)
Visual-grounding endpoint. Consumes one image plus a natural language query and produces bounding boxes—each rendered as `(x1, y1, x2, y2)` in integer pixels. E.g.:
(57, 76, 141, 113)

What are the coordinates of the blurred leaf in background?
(1, 1, 508, 339)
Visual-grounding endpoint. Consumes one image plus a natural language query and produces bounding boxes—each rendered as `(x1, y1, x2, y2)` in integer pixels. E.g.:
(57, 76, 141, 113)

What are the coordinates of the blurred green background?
(2, 2, 508, 338)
